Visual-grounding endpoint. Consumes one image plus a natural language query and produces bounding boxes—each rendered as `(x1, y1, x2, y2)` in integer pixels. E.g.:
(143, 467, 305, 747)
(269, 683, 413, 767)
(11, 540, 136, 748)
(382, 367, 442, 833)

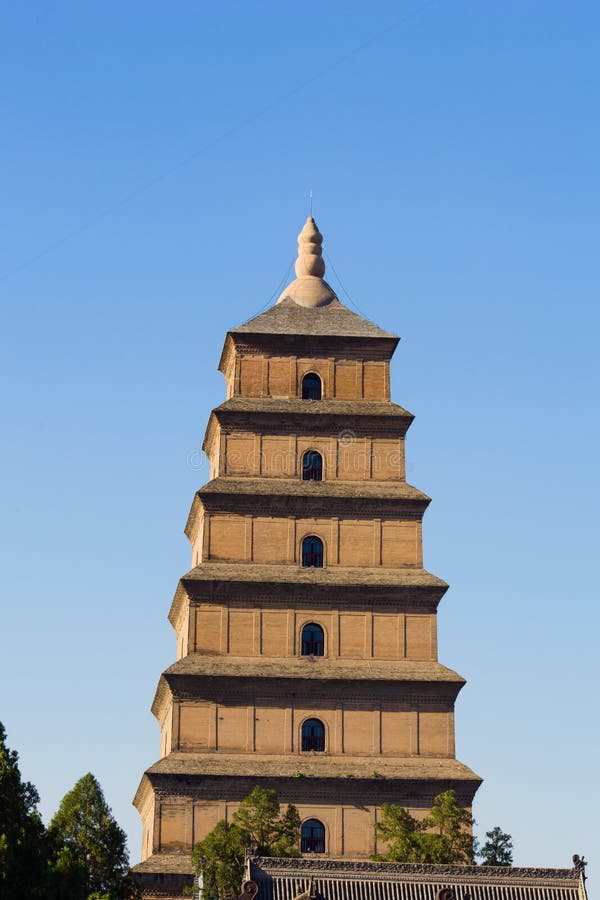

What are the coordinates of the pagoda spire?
(294, 217, 326, 278)
(277, 216, 337, 308)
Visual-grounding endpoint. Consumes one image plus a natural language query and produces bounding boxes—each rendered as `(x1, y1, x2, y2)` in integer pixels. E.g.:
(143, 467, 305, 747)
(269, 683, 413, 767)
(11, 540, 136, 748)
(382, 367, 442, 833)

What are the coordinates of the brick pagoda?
(133, 217, 481, 897)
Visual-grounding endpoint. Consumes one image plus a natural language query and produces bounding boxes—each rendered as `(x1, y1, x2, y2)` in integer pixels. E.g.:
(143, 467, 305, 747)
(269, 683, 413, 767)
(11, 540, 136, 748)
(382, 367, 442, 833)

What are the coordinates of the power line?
(0, 0, 441, 284)
(325, 250, 370, 321)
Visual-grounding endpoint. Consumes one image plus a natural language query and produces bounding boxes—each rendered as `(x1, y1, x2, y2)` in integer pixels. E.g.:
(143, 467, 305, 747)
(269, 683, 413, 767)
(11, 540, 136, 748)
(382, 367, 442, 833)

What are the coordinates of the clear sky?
(1, 0, 598, 890)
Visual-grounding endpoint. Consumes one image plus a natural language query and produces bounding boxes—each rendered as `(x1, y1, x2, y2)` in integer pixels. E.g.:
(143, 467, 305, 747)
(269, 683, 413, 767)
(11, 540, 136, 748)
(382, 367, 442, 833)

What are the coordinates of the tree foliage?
(422, 789, 475, 864)
(47, 772, 139, 900)
(233, 787, 301, 857)
(479, 826, 513, 866)
(372, 804, 423, 863)
(0, 722, 48, 899)
(375, 790, 475, 864)
(192, 820, 248, 900)
(192, 786, 301, 900)
(0, 725, 138, 899)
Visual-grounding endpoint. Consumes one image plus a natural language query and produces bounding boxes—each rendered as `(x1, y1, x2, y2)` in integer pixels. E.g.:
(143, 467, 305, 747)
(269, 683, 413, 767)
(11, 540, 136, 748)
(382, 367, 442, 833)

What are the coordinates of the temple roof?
(131, 853, 586, 900)
(250, 857, 586, 900)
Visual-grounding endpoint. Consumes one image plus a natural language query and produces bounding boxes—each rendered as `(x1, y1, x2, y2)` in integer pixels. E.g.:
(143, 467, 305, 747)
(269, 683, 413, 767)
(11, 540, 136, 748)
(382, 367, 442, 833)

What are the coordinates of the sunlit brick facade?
(133, 218, 481, 897)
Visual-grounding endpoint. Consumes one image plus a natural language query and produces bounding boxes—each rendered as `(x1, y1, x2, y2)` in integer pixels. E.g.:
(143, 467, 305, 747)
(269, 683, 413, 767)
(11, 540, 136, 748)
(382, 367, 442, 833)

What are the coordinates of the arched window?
(302, 372, 322, 400)
(301, 718, 325, 752)
(302, 450, 323, 481)
(301, 819, 326, 853)
(301, 623, 324, 656)
(302, 536, 323, 568)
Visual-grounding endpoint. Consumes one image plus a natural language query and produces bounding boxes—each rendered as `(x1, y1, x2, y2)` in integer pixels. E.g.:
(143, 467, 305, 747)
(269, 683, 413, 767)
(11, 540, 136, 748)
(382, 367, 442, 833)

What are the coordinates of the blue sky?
(1, 0, 598, 887)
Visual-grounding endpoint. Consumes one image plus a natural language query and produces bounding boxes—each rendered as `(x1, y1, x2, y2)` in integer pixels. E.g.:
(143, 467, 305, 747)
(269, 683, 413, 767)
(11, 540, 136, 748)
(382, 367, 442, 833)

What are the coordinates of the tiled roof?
(161, 655, 465, 685)
(143, 753, 481, 784)
(132, 853, 194, 899)
(186, 479, 430, 532)
(211, 398, 414, 421)
(180, 564, 447, 591)
(130, 853, 585, 900)
(250, 857, 585, 900)
(152, 657, 466, 718)
(133, 853, 194, 875)
(198, 478, 429, 503)
(232, 297, 398, 341)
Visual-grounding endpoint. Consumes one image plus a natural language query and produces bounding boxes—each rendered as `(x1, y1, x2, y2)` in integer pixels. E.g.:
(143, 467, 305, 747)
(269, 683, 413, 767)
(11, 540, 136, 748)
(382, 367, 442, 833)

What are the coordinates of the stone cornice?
(186, 483, 428, 527)
(133, 772, 154, 813)
(168, 580, 443, 630)
(168, 582, 188, 629)
(151, 677, 172, 723)
(218, 332, 399, 377)
(152, 679, 460, 717)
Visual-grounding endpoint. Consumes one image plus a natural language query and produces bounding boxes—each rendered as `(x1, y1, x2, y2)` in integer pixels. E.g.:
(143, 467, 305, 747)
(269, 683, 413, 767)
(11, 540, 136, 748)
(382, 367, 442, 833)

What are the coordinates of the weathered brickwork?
(228, 354, 390, 402)
(182, 604, 437, 660)
(133, 219, 481, 896)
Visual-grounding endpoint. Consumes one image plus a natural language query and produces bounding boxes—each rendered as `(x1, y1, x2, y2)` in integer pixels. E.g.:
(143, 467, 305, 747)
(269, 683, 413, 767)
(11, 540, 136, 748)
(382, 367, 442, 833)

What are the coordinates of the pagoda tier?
(133, 217, 481, 897)
(155, 655, 465, 690)
(204, 397, 415, 440)
(135, 756, 479, 829)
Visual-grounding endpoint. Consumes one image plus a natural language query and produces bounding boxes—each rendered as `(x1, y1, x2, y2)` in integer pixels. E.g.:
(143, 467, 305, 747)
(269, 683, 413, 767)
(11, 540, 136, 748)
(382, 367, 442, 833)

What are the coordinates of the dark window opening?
(302, 536, 323, 568)
(301, 623, 324, 656)
(301, 819, 326, 853)
(302, 450, 323, 481)
(301, 719, 325, 752)
(302, 373, 322, 400)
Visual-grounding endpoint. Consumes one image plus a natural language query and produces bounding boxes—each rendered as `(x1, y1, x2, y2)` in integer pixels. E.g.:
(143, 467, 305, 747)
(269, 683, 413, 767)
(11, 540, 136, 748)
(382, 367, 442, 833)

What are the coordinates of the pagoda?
(133, 217, 482, 898)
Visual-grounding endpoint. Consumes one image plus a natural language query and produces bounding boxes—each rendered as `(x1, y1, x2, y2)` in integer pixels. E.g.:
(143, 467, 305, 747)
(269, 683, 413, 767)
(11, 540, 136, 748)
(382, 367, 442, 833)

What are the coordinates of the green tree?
(0, 721, 48, 900)
(48, 773, 138, 900)
(479, 826, 513, 866)
(374, 790, 475, 864)
(271, 803, 302, 857)
(192, 820, 248, 900)
(420, 790, 475, 864)
(373, 804, 423, 863)
(192, 787, 301, 900)
(232, 786, 301, 856)
(232, 786, 281, 851)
